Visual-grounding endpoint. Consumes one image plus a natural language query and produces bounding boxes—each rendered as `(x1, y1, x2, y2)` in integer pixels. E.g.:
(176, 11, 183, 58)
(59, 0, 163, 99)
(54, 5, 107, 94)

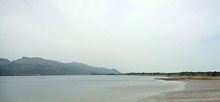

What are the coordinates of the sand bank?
(156, 76, 220, 81)
(139, 80, 220, 102)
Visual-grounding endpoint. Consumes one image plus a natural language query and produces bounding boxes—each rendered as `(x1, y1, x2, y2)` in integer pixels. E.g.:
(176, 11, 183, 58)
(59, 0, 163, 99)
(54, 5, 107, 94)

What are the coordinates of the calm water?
(0, 75, 184, 102)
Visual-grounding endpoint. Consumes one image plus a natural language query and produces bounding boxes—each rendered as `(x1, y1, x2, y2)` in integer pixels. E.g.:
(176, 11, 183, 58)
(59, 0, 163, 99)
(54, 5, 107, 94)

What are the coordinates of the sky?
(0, 0, 220, 73)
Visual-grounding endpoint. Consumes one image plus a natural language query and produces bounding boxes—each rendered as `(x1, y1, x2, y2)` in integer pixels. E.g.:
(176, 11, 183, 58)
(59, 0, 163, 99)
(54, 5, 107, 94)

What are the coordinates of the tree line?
(126, 71, 220, 76)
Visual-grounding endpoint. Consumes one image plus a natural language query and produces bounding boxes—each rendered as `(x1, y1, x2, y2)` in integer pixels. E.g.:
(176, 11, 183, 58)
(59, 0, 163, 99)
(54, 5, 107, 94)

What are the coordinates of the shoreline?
(139, 77, 220, 102)
(156, 76, 220, 81)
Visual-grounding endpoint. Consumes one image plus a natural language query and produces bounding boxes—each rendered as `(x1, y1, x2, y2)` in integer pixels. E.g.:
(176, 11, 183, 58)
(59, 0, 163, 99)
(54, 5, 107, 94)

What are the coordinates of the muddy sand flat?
(139, 80, 220, 102)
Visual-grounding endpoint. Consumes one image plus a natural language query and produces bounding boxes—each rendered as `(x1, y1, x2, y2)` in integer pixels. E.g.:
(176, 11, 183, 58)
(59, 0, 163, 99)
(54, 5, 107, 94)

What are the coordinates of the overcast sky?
(0, 0, 220, 72)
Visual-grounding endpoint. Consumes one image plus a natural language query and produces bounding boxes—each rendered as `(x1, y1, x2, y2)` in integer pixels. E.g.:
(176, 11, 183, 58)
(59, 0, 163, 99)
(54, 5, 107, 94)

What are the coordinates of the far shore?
(155, 76, 220, 81)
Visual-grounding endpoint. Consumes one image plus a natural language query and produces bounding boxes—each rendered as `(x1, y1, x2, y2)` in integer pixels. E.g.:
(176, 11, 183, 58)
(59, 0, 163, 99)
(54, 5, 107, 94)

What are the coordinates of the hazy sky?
(1, 0, 220, 72)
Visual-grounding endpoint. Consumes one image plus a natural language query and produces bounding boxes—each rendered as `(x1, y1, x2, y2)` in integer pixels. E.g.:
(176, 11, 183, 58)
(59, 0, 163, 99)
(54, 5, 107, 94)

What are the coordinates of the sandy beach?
(139, 80, 220, 102)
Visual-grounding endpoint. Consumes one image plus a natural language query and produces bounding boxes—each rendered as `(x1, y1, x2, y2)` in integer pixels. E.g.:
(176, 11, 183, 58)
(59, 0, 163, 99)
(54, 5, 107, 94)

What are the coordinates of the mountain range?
(0, 57, 120, 76)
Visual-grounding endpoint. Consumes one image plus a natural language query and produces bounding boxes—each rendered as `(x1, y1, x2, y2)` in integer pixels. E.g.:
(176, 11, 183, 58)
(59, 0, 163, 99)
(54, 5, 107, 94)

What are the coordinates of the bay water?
(0, 75, 184, 102)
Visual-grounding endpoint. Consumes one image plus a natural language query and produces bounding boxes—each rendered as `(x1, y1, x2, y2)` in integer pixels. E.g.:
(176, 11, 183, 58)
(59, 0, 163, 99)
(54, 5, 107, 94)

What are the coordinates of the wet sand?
(139, 80, 220, 102)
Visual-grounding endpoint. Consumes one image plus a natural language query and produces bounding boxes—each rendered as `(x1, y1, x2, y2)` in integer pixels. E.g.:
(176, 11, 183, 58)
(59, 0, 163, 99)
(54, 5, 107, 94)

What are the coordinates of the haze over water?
(0, 75, 183, 102)
(1, 0, 220, 72)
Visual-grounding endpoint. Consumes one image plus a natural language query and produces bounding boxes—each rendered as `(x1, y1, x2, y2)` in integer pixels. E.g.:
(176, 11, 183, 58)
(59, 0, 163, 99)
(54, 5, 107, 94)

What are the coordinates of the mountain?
(0, 58, 10, 65)
(12, 57, 63, 67)
(0, 57, 120, 76)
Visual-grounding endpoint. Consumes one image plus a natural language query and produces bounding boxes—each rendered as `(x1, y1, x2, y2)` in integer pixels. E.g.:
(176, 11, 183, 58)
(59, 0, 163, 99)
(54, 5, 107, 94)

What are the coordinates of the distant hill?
(0, 58, 10, 65)
(0, 57, 120, 76)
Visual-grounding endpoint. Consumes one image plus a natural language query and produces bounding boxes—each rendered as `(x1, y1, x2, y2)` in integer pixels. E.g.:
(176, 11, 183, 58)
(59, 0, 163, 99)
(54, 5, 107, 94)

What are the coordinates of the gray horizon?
(0, 0, 220, 73)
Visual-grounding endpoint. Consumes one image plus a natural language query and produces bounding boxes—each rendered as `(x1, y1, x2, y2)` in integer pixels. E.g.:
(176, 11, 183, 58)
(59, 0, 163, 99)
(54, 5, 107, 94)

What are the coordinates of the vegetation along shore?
(126, 71, 220, 80)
